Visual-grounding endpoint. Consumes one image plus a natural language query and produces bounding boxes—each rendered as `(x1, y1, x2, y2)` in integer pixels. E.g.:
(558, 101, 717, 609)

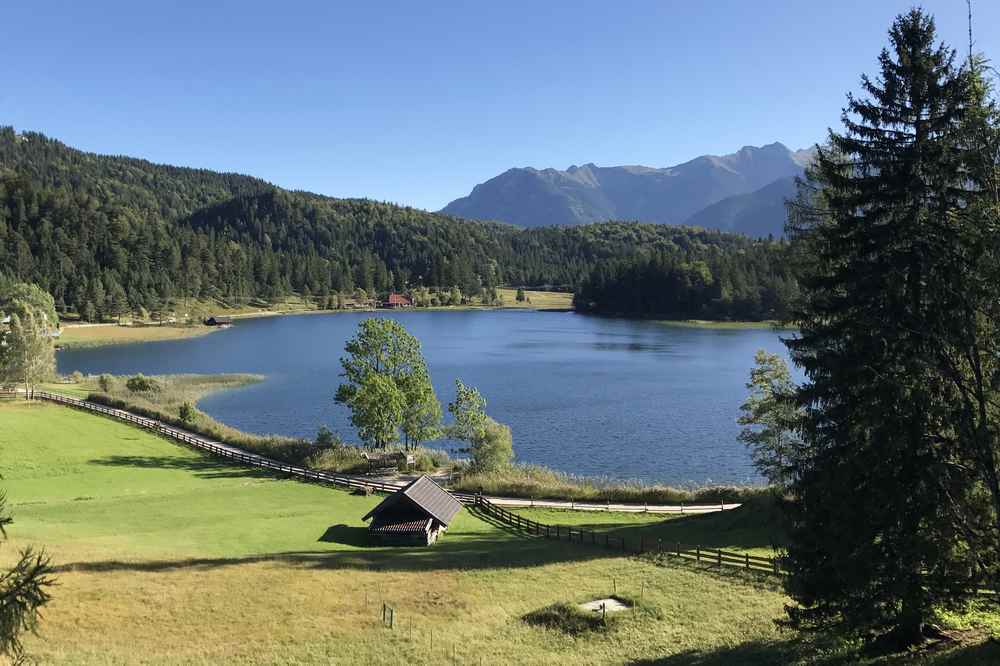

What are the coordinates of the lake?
(57, 311, 795, 485)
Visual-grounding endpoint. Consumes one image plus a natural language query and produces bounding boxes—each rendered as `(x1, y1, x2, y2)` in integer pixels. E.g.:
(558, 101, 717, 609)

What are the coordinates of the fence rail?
(35, 391, 420, 498)
(473, 493, 785, 576)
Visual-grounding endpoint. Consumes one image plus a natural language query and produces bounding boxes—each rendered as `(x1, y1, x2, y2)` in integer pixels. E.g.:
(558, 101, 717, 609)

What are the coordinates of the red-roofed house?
(386, 293, 413, 308)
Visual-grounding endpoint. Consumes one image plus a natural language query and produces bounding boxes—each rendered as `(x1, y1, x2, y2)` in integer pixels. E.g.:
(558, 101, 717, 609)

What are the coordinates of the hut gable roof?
(362, 475, 462, 526)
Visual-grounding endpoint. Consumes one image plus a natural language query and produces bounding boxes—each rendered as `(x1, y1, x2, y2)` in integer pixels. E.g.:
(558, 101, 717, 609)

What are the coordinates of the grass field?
(497, 288, 573, 310)
(58, 324, 218, 349)
(512, 500, 787, 558)
(1, 399, 996, 664)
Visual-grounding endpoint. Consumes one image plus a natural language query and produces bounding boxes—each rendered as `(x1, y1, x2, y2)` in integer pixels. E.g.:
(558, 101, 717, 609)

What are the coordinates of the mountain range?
(441, 142, 814, 237)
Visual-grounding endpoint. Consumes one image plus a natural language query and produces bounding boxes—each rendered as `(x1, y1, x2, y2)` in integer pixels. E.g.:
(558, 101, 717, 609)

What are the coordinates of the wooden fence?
(473, 493, 785, 576)
(34, 391, 470, 500)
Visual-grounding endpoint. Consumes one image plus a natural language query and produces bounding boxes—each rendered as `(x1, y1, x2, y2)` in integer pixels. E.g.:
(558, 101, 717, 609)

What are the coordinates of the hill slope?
(0, 126, 797, 322)
(683, 176, 799, 238)
(441, 142, 810, 230)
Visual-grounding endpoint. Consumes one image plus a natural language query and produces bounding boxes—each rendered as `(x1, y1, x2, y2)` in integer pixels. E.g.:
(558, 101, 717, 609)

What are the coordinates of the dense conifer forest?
(0, 127, 796, 320)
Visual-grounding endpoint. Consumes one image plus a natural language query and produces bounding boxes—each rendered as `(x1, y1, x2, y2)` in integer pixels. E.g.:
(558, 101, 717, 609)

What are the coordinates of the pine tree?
(784, 9, 977, 645)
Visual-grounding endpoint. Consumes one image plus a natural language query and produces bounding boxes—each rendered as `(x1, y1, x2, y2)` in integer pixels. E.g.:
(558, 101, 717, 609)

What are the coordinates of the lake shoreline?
(59, 309, 785, 484)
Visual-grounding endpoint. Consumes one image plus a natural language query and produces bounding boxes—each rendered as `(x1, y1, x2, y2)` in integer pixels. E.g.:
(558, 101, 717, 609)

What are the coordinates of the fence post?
(717, 549, 722, 567)
(696, 546, 700, 563)
(745, 553, 750, 569)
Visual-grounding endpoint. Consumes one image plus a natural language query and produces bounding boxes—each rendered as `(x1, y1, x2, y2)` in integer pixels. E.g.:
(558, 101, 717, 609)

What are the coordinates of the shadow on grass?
(632, 634, 1000, 666)
(318, 524, 368, 547)
(53, 524, 622, 576)
(87, 454, 275, 480)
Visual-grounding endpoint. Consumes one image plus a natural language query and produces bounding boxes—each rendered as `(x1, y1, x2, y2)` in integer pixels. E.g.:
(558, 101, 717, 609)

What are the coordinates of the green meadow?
(0, 399, 995, 664)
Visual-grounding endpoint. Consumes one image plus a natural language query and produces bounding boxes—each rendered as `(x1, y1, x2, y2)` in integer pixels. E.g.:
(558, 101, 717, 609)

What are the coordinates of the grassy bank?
(497, 288, 573, 310)
(53, 374, 765, 503)
(512, 494, 787, 558)
(3, 399, 996, 664)
(59, 374, 449, 475)
(58, 323, 218, 349)
(452, 464, 768, 505)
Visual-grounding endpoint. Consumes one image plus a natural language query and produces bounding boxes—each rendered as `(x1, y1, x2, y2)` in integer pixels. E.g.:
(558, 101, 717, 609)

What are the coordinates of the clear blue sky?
(5, 1, 997, 210)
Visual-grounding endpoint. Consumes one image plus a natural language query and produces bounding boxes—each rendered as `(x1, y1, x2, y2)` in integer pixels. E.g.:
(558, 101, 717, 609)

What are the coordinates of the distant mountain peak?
(440, 142, 808, 234)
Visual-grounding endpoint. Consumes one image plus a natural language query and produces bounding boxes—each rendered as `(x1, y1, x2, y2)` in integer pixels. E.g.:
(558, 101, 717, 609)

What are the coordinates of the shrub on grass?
(125, 374, 160, 394)
(69, 371, 84, 384)
(97, 374, 114, 393)
(523, 603, 612, 634)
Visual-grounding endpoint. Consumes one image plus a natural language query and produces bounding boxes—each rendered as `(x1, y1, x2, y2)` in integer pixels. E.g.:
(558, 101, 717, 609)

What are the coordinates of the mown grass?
(452, 464, 769, 505)
(2, 400, 998, 663)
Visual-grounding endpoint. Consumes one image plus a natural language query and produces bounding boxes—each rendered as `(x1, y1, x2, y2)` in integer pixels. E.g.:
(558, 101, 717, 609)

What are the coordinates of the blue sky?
(5, 1, 997, 210)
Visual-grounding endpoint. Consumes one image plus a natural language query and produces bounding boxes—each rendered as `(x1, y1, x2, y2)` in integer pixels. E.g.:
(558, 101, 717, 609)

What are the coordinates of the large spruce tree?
(784, 10, 979, 645)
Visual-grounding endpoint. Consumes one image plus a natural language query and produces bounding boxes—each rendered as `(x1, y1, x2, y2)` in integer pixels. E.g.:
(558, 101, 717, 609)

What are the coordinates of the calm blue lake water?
(57, 311, 795, 485)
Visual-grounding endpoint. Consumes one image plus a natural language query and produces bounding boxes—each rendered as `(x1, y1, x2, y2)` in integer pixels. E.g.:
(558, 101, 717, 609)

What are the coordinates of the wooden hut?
(362, 476, 462, 546)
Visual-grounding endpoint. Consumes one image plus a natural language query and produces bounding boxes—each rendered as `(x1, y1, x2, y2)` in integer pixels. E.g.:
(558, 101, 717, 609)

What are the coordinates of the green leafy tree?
(0, 299, 56, 399)
(448, 380, 513, 472)
(0, 489, 54, 662)
(783, 10, 979, 645)
(349, 373, 406, 449)
(515, 287, 526, 302)
(737, 350, 802, 487)
(401, 370, 442, 450)
(335, 319, 441, 449)
(178, 402, 195, 424)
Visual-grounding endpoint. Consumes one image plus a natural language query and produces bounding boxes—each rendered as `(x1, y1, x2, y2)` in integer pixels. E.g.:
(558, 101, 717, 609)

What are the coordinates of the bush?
(470, 418, 513, 472)
(178, 402, 195, 424)
(97, 373, 114, 393)
(70, 371, 84, 384)
(125, 374, 160, 393)
(522, 603, 610, 634)
(315, 426, 339, 449)
(411, 447, 451, 472)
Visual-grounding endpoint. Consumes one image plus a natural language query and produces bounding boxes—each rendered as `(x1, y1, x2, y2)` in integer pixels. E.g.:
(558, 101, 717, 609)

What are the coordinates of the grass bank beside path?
(2, 398, 997, 664)
(452, 464, 769, 506)
(58, 322, 217, 349)
(511, 497, 787, 559)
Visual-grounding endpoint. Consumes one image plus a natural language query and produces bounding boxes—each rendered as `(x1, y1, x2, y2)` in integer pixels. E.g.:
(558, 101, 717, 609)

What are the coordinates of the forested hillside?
(573, 235, 797, 320)
(0, 127, 797, 320)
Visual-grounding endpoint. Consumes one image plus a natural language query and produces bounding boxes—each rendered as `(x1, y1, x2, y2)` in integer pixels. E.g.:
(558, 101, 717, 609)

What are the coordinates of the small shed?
(362, 476, 462, 546)
(204, 315, 233, 326)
